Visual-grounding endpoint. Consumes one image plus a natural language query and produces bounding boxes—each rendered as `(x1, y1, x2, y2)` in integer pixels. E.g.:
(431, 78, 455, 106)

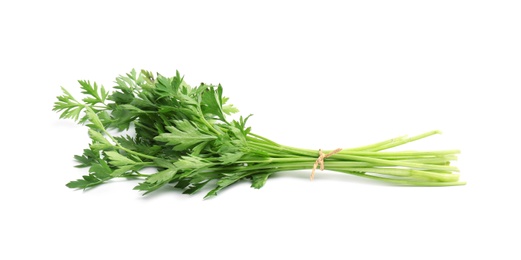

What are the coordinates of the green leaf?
(174, 156, 210, 171)
(66, 169, 112, 190)
(204, 172, 247, 198)
(155, 75, 177, 98)
(153, 158, 176, 169)
(90, 143, 113, 151)
(146, 168, 177, 184)
(88, 129, 112, 146)
(74, 149, 100, 168)
(85, 107, 104, 130)
(204, 189, 218, 199)
(183, 181, 209, 195)
(201, 85, 226, 121)
(110, 91, 134, 104)
(134, 168, 178, 194)
(191, 141, 208, 156)
(88, 159, 112, 179)
(112, 165, 136, 177)
(79, 80, 108, 105)
(66, 179, 92, 189)
(109, 105, 134, 130)
(174, 179, 191, 189)
(219, 152, 244, 164)
(104, 151, 137, 166)
(154, 120, 217, 151)
(133, 182, 160, 194)
(118, 104, 144, 113)
(53, 87, 84, 122)
(222, 97, 239, 115)
(251, 172, 272, 189)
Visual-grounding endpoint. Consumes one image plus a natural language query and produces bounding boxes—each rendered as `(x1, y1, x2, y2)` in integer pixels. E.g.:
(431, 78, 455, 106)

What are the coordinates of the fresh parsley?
(53, 69, 464, 198)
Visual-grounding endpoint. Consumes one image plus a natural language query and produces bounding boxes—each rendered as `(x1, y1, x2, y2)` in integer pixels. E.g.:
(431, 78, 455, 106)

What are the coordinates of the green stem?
(369, 130, 442, 151)
(346, 135, 408, 151)
(248, 133, 279, 145)
(334, 170, 466, 186)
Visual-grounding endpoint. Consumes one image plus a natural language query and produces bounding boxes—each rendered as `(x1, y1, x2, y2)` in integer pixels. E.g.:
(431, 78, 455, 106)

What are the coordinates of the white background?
(1, 0, 520, 259)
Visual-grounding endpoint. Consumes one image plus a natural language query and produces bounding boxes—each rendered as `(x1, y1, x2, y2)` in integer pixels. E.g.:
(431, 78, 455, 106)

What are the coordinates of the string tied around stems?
(311, 148, 343, 180)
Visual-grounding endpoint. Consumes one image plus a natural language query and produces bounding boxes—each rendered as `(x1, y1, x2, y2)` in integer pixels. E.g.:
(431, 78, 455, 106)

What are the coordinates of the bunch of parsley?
(53, 70, 464, 198)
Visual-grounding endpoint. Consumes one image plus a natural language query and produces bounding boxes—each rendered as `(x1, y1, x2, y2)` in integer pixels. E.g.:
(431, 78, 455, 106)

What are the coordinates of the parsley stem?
(119, 146, 157, 160)
(247, 133, 279, 145)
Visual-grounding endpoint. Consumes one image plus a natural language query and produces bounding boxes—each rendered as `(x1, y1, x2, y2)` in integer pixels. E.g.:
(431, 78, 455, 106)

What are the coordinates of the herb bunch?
(53, 69, 464, 198)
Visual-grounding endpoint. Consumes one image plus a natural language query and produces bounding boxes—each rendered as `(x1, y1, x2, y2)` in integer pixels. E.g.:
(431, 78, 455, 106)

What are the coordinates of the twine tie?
(311, 148, 342, 180)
